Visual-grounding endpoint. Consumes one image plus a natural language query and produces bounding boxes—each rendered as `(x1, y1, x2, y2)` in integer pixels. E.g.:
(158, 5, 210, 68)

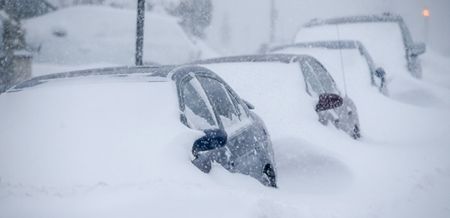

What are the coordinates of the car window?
(181, 78, 218, 130)
(300, 60, 323, 96)
(225, 88, 249, 120)
(308, 59, 339, 94)
(301, 59, 339, 96)
(197, 76, 240, 128)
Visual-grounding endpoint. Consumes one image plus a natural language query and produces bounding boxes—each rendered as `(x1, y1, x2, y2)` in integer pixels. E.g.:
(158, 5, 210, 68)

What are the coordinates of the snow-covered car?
(270, 40, 388, 95)
(296, 13, 426, 78)
(193, 54, 361, 139)
(0, 65, 277, 187)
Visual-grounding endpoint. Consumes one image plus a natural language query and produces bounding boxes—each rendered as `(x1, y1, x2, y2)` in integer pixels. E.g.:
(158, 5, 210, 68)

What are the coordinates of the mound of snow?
(24, 6, 216, 66)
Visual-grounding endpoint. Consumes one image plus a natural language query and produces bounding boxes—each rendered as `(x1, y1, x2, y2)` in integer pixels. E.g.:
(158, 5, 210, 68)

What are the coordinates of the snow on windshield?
(296, 22, 407, 78)
(203, 62, 318, 138)
(277, 47, 372, 94)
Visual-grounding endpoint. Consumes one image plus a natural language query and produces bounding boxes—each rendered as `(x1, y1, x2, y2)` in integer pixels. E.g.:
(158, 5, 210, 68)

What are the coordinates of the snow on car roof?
(270, 40, 377, 74)
(0, 65, 203, 187)
(271, 40, 360, 51)
(270, 41, 377, 94)
(303, 13, 406, 27)
(192, 53, 315, 65)
(301, 13, 414, 45)
(9, 65, 175, 91)
(196, 56, 319, 139)
(296, 18, 407, 80)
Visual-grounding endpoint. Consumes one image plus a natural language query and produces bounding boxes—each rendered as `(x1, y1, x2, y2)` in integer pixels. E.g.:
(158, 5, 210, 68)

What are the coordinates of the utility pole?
(135, 0, 145, 66)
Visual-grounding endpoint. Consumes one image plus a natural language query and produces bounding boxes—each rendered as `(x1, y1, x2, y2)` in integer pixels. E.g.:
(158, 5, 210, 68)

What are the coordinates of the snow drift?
(24, 6, 216, 66)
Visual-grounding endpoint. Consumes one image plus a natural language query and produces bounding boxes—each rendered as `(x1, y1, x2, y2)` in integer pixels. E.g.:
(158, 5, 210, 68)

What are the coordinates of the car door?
(300, 58, 361, 138)
(196, 76, 272, 177)
(299, 58, 340, 124)
(179, 75, 229, 173)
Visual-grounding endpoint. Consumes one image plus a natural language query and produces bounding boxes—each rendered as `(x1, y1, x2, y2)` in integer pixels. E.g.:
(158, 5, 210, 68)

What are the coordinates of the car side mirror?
(192, 129, 227, 158)
(243, 99, 255, 110)
(375, 67, 386, 78)
(315, 93, 343, 112)
(410, 42, 426, 57)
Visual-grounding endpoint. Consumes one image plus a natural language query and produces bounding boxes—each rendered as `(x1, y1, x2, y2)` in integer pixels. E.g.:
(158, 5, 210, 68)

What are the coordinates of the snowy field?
(1, 4, 450, 218)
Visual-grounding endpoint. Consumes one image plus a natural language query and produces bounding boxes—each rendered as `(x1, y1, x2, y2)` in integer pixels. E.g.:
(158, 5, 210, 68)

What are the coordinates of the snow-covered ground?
(1, 51, 449, 217)
(422, 50, 450, 90)
(0, 4, 449, 218)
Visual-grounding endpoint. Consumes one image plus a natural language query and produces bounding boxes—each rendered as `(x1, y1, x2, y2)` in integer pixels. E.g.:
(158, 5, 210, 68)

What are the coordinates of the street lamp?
(422, 7, 430, 44)
(135, 0, 145, 66)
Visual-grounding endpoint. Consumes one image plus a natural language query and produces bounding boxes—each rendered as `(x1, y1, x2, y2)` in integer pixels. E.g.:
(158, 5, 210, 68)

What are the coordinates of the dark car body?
(172, 66, 277, 187)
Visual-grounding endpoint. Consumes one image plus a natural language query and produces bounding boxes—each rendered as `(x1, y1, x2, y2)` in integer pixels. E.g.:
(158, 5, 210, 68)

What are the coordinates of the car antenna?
(335, 24, 348, 97)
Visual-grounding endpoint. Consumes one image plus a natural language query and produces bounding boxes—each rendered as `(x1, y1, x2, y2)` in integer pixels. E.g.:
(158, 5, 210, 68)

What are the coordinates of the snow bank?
(24, 6, 215, 66)
(0, 75, 203, 187)
(422, 49, 450, 89)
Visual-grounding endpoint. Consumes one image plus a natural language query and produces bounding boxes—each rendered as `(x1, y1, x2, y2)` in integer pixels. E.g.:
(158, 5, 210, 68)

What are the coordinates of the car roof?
(191, 54, 317, 65)
(301, 13, 413, 46)
(195, 55, 324, 138)
(193, 53, 340, 94)
(303, 13, 405, 28)
(7, 65, 176, 92)
(270, 40, 361, 52)
(269, 40, 376, 72)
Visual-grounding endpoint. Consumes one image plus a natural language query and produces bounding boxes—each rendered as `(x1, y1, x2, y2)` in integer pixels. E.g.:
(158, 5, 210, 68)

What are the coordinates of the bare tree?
(168, 0, 212, 38)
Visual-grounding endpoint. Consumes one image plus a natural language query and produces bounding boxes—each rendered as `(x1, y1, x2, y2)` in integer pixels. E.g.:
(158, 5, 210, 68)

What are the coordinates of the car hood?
(0, 76, 202, 187)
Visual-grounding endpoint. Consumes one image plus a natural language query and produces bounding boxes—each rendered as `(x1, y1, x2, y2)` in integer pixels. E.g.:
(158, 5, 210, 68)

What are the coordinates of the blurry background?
(0, 0, 447, 90)
(207, 0, 450, 56)
(38, 0, 450, 57)
(40, 0, 450, 56)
